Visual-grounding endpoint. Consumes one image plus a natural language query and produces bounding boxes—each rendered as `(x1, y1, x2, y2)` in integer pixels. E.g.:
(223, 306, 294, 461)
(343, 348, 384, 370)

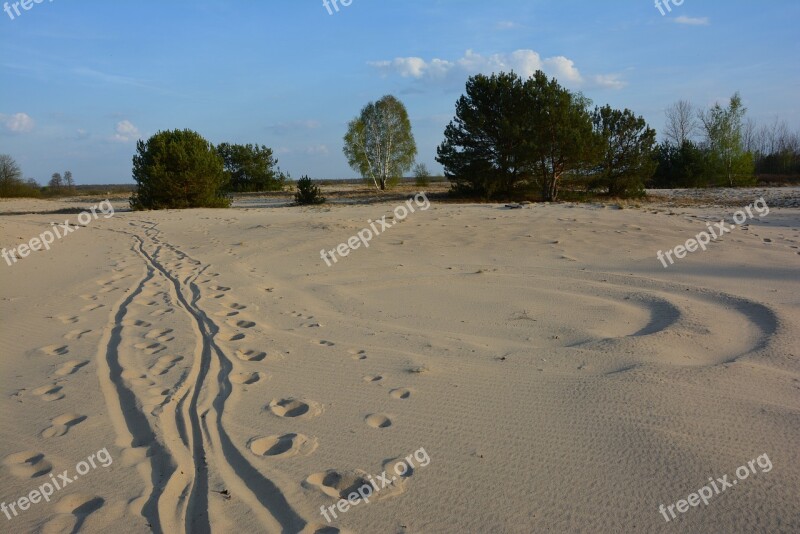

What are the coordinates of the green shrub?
(413, 163, 431, 187)
(294, 175, 325, 205)
(130, 129, 230, 210)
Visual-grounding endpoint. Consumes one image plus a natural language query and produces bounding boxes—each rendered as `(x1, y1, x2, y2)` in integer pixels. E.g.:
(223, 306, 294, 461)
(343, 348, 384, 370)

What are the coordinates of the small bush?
(413, 163, 431, 187)
(294, 175, 325, 205)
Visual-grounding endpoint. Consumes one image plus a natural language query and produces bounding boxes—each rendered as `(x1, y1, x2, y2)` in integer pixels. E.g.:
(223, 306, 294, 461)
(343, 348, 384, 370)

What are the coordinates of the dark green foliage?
(757, 149, 800, 175)
(217, 143, 285, 192)
(0, 154, 41, 198)
(130, 129, 230, 210)
(436, 72, 532, 199)
(294, 175, 325, 205)
(651, 141, 709, 188)
(437, 71, 597, 201)
(590, 105, 657, 198)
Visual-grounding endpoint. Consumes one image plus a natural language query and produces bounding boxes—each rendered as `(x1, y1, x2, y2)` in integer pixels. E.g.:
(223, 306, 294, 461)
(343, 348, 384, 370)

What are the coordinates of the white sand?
(1, 191, 798, 533)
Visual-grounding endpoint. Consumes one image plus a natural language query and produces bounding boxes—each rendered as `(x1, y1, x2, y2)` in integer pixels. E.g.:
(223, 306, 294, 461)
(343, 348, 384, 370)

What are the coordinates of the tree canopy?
(217, 143, 284, 192)
(131, 129, 230, 210)
(343, 95, 417, 190)
(437, 71, 599, 201)
(591, 105, 657, 198)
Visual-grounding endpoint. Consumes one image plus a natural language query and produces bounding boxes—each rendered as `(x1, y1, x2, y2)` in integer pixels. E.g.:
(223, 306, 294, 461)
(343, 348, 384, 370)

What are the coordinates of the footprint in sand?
(231, 372, 267, 385)
(227, 333, 246, 341)
(236, 349, 267, 362)
(80, 294, 99, 301)
(150, 308, 174, 317)
(365, 413, 393, 429)
(267, 398, 322, 419)
(149, 355, 184, 376)
(389, 388, 412, 400)
(40, 345, 69, 356)
(122, 371, 156, 388)
(145, 328, 174, 342)
(56, 315, 80, 324)
(315, 340, 335, 347)
(41, 413, 87, 438)
(123, 319, 152, 328)
(32, 384, 65, 402)
(300, 525, 351, 534)
(64, 329, 92, 340)
(363, 375, 384, 384)
(41, 494, 105, 534)
(349, 349, 367, 361)
(3, 451, 53, 479)
(55, 360, 89, 377)
(143, 387, 172, 414)
(80, 304, 105, 312)
(134, 342, 167, 355)
(303, 470, 372, 499)
(227, 303, 247, 310)
(232, 320, 256, 329)
(248, 433, 317, 458)
(211, 285, 231, 292)
(215, 310, 240, 318)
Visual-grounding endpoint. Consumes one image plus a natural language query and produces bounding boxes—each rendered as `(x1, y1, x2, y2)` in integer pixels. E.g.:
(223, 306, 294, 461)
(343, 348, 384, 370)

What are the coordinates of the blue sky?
(1, 0, 798, 184)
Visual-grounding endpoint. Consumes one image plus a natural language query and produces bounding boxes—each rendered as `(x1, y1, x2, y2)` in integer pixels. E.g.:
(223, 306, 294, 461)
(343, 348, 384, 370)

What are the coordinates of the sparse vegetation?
(0, 155, 41, 198)
(294, 175, 325, 205)
(413, 163, 431, 188)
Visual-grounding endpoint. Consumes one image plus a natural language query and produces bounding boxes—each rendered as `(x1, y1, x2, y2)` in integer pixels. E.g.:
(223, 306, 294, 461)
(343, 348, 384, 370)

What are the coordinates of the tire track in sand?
(98, 222, 306, 533)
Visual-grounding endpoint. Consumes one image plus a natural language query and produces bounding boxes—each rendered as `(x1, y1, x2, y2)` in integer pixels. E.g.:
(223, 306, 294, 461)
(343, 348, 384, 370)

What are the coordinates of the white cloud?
(369, 49, 623, 89)
(112, 120, 140, 142)
(674, 16, 710, 26)
(1, 112, 35, 133)
(305, 144, 329, 155)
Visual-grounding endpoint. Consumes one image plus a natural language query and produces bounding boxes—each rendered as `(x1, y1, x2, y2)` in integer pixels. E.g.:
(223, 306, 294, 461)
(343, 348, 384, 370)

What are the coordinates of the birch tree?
(343, 95, 417, 190)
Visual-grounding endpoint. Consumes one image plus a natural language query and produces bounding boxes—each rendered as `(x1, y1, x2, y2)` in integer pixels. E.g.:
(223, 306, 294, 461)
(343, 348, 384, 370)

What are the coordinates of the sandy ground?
(1, 189, 798, 533)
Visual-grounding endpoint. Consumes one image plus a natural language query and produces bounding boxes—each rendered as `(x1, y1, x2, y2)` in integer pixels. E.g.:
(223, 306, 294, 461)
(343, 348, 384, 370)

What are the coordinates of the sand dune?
(1, 191, 799, 533)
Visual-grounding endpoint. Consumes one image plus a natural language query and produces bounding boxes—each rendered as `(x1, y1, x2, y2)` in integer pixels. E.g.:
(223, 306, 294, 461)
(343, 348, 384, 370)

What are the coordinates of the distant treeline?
(650, 98, 800, 188)
(0, 156, 138, 199)
(5, 71, 798, 206)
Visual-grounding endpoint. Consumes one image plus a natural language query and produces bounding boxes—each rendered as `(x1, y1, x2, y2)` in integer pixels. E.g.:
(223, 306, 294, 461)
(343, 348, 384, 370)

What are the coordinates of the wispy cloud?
(674, 16, 710, 26)
(73, 67, 164, 92)
(267, 120, 321, 135)
(494, 21, 522, 31)
(305, 144, 329, 156)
